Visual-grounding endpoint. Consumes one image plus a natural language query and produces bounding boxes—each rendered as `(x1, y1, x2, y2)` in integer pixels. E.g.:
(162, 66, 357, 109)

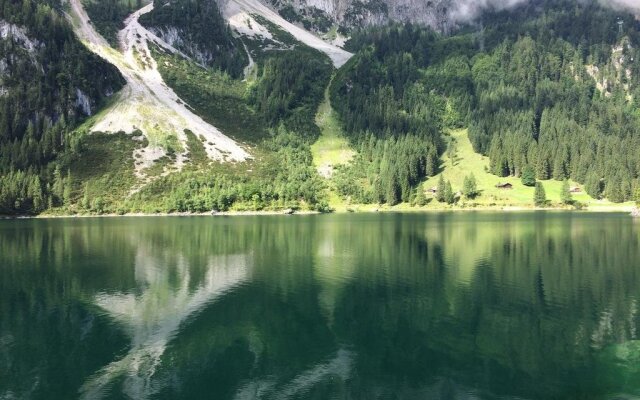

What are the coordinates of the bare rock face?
(266, 0, 452, 32)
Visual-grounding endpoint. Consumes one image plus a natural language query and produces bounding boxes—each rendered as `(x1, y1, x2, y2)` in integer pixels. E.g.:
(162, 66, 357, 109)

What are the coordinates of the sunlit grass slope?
(311, 85, 354, 177)
(419, 129, 633, 210)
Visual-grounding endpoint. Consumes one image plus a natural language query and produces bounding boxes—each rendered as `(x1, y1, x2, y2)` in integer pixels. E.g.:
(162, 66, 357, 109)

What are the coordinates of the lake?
(1, 213, 640, 399)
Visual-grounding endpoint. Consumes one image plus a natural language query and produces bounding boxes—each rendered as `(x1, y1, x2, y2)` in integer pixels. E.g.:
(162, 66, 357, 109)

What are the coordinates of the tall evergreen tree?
(606, 177, 626, 203)
(444, 181, 455, 205)
(462, 173, 479, 199)
(561, 180, 572, 205)
(436, 175, 446, 203)
(414, 185, 427, 206)
(521, 165, 536, 187)
(585, 172, 603, 200)
(534, 182, 547, 207)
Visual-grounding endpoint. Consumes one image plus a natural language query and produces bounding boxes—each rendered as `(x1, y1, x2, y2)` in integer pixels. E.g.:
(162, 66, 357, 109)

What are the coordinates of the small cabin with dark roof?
(495, 182, 513, 189)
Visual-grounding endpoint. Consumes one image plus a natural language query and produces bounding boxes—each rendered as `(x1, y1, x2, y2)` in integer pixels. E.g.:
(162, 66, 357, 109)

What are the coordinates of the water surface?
(1, 213, 640, 399)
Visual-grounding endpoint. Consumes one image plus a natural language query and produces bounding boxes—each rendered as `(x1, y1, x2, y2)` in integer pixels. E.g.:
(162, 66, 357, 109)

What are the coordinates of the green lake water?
(1, 213, 640, 399)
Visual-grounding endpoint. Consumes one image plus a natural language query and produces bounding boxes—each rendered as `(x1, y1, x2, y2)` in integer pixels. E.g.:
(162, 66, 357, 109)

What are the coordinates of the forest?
(0, 0, 123, 214)
(331, 0, 640, 203)
(138, 0, 248, 78)
(2, 0, 640, 215)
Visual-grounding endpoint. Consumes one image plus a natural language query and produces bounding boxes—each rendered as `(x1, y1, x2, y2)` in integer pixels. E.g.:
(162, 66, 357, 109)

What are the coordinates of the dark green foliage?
(250, 50, 333, 141)
(0, 0, 124, 215)
(278, 4, 333, 33)
(436, 175, 446, 203)
(466, 7, 640, 202)
(444, 180, 455, 204)
(606, 175, 626, 203)
(334, 134, 438, 205)
(521, 165, 537, 187)
(462, 174, 478, 199)
(534, 182, 547, 206)
(585, 172, 603, 199)
(61, 131, 141, 209)
(477, 0, 639, 51)
(561, 180, 572, 205)
(153, 48, 267, 143)
(0, 170, 44, 214)
(331, 36, 445, 141)
(184, 130, 209, 167)
(83, 0, 136, 47)
(129, 127, 327, 212)
(330, 25, 450, 204)
(139, 0, 247, 77)
(342, 0, 388, 31)
(335, 1, 640, 204)
(414, 185, 427, 206)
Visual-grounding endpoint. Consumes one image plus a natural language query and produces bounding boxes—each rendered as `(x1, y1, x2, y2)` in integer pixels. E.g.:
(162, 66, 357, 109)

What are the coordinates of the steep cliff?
(265, 0, 452, 32)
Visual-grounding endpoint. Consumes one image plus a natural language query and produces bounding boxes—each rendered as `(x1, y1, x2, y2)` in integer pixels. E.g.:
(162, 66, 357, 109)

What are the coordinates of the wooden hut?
(495, 182, 513, 190)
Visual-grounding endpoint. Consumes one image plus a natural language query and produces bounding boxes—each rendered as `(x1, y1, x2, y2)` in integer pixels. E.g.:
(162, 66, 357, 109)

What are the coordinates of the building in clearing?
(570, 186, 582, 193)
(495, 182, 513, 189)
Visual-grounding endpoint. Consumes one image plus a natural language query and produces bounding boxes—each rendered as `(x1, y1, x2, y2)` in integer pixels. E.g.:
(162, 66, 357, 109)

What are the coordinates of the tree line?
(139, 0, 248, 78)
(331, 0, 640, 204)
(0, 0, 124, 214)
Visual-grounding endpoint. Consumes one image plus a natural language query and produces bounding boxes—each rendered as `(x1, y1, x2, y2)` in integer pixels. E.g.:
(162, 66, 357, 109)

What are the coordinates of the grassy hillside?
(310, 83, 354, 178)
(418, 129, 634, 210)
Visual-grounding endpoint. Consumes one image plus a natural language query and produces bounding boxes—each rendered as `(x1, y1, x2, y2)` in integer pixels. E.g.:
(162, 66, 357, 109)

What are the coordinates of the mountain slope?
(223, 0, 353, 67)
(2, 0, 640, 215)
(0, 0, 124, 214)
(328, 2, 640, 207)
(68, 0, 250, 179)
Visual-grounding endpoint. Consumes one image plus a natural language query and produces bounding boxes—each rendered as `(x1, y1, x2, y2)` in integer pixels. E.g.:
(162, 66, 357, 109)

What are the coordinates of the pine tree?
(553, 155, 567, 181)
(63, 171, 72, 206)
(560, 180, 572, 204)
(534, 181, 547, 207)
(415, 185, 427, 206)
(606, 176, 625, 203)
(52, 165, 64, 205)
(585, 171, 602, 199)
(536, 157, 551, 180)
(462, 173, 478, 199)
(81, 183, 91, 210)
(436, 175, 446, 202)
(386, 178, 400, 206)
(444, 180, 455, 204)
(521, 165, 536, 187)
(29, 176, 43, 212)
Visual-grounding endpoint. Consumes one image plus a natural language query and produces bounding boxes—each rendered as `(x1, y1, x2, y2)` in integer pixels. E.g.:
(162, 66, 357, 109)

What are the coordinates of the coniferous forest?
(330, 0, 640, 204)
(0, 0, 123, 214)
(1, 0, 640, 215)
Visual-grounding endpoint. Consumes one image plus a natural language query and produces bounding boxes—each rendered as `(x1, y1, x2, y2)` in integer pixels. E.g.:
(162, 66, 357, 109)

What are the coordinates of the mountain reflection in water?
(1, 213, 640, 399)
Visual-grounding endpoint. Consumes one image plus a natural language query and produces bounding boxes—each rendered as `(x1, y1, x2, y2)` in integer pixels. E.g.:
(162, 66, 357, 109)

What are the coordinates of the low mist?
(447, 0, 640, 23)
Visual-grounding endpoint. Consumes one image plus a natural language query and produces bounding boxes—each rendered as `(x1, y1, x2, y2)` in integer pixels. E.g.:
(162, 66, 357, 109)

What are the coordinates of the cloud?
(605, 0, 640, 11)
(447, 0, 640, 23)
(447, 0, 529, 22)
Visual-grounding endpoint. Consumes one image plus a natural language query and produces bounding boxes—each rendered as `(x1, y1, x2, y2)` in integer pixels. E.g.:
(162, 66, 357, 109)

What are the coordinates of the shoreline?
(1, 204, 636, 219)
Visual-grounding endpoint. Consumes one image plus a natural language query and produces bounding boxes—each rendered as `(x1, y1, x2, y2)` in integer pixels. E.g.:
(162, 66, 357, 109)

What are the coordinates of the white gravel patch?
(228, 11, 274, 40)
(223, 0, 353, 68)
(68, 0, 250, 180)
